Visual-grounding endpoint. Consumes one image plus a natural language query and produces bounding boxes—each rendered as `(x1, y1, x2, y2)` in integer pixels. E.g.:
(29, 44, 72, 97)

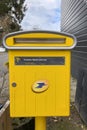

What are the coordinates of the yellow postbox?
(3, 31, 76, 117)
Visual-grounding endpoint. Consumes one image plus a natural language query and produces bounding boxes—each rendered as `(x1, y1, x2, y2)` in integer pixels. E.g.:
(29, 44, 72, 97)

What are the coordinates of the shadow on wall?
(75, 68, 87, 125)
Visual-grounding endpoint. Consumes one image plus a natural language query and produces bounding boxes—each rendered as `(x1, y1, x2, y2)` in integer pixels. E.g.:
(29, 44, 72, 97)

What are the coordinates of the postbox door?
(9, 50, 70, 117)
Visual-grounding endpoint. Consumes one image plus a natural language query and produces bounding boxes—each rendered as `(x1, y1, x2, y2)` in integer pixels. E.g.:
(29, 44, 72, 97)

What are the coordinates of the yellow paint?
(4, 31, 76, 117)
(9, 50, 70, 117)
(35, 117, 46, 130)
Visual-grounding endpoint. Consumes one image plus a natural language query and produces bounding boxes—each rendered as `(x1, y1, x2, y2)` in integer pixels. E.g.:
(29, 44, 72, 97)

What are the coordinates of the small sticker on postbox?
(32, 80, 48, 93)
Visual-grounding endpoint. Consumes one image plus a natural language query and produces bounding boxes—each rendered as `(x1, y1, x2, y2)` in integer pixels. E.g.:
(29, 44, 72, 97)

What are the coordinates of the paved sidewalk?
(71, 77, 77, 102)
(0, 52, 8, 104)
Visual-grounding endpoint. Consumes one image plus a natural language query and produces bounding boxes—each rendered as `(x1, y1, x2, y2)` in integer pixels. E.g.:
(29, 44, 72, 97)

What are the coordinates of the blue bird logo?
(36, 83, 46, 88)
(32, 80, 49, 93)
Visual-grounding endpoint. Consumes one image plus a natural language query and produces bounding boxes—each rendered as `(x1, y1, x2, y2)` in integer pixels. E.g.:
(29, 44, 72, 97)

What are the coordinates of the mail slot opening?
(14, 38, 66, 44)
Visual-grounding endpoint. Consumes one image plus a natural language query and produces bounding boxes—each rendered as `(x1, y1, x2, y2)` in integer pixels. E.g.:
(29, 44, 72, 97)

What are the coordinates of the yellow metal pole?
(35, 117, 46, 130)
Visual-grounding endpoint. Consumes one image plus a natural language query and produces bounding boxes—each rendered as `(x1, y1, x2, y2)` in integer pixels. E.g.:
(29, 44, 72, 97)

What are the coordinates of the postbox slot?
(14, 38, 66, 44)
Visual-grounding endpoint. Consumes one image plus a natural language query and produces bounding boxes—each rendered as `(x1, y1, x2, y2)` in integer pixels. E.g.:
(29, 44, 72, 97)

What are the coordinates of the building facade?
(61, 0, 87, 124)
(61, 0, 87, 78)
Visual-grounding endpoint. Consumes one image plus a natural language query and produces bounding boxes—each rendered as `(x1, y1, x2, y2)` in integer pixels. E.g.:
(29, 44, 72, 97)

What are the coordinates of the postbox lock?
(12, 82, 17, 87)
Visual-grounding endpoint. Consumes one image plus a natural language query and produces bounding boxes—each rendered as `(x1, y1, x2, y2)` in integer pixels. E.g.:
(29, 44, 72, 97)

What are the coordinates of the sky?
(21, 0, 61, 31)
